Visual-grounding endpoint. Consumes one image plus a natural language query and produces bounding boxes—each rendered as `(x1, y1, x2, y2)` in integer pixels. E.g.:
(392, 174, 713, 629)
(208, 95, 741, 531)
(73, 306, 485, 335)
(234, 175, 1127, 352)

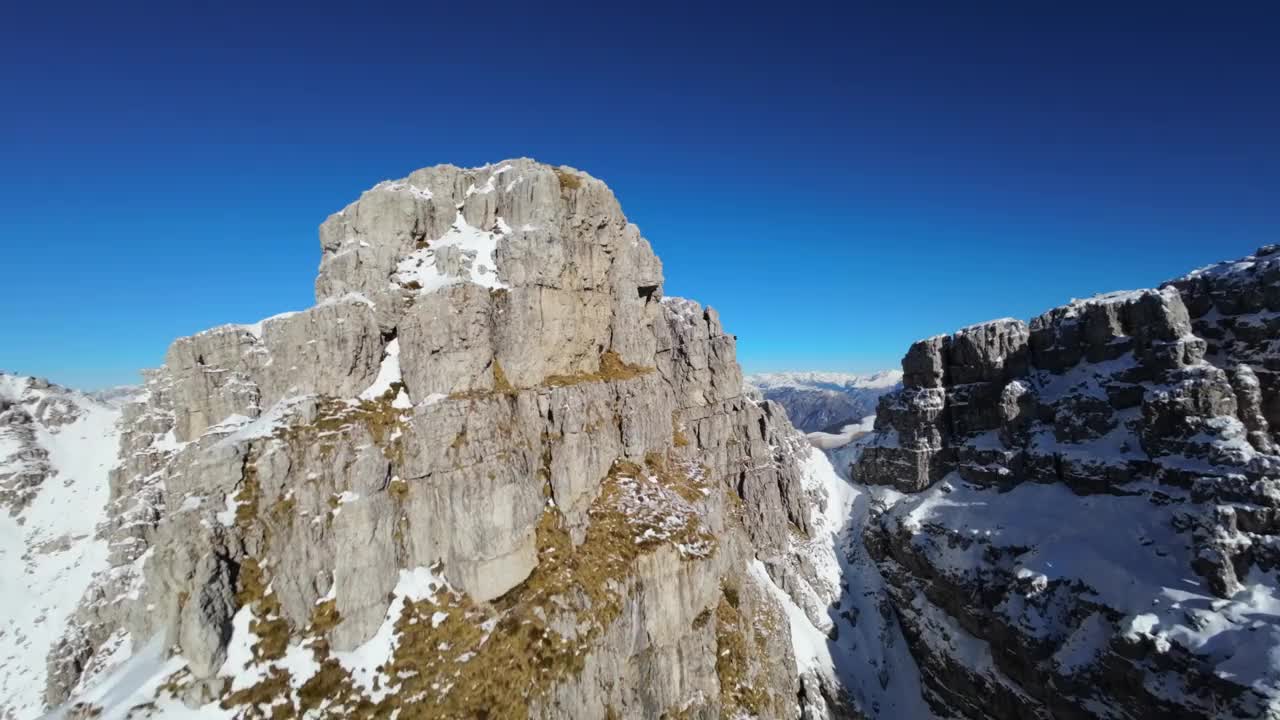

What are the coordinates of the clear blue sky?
(2, 2, 1277, 389)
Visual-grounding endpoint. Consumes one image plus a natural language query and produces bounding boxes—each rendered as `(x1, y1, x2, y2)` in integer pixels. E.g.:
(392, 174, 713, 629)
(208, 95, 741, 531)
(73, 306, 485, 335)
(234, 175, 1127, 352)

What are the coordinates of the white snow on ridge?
(748, 369, 903, 392)
(958, 317, 1022, 332)
(756, 446, 935, 718)
(0, 377, 123, 720)
(195, 309, 302, 341)
(375, 179, 433, 202)
(241, 310, 303, 339)
(1183, 246, 1278, 282)
(465, 175, 497, 196)
(1057, 287, 1170, 317)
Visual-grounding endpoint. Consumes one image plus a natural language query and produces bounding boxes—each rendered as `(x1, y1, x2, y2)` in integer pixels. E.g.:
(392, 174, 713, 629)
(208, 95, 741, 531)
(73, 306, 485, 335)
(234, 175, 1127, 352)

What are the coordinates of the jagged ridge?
(850, 245, 1280, 719)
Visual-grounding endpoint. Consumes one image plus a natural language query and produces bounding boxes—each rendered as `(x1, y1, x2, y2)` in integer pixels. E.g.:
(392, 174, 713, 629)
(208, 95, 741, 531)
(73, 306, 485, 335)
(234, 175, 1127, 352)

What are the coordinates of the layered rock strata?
(852, 246, 1280, 719)
(54, 160, 819, 720)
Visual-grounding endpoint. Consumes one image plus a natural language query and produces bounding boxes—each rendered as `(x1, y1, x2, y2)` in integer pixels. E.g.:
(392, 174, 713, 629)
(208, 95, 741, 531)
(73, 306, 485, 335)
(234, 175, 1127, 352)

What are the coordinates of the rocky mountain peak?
(163, 160, 668, 443)
(44, 160, 838, 720)
(315, 159, 652, 307)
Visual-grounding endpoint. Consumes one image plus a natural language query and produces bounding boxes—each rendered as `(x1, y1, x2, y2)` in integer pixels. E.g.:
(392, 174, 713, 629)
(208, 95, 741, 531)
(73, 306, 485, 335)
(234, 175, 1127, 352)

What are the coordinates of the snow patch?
(807, 414, 877, 450)
(333, 566, 446, 700)
(376, 179, 433, 202)
(359, 339, 405, 402)
(393, 212, 509, 293)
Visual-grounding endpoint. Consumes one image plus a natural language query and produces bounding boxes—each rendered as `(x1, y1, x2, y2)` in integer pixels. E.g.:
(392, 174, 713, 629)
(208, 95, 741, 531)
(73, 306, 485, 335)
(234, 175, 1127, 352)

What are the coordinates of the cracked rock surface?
(48, 160, 818, 720)
(851, 246, 1280, 719)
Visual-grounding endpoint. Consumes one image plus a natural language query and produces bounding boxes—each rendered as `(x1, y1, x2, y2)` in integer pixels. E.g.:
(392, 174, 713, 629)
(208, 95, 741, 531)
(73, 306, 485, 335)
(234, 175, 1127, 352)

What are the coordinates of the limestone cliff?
(850, 246, 1280, 719)
(50, 160, 823, 719)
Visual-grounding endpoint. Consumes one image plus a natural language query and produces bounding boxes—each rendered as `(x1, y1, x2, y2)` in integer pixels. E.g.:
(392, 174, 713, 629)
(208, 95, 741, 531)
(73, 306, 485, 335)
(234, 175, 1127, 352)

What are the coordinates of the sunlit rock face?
(852, 246, 1280, 719)
(49, 160, 819, 720)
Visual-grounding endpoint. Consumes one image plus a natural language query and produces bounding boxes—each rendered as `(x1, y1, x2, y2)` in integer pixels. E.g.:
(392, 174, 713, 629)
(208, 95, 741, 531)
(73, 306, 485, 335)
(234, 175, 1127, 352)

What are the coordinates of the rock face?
(748, 371, 903, 433)
(53, 160, 822, 719)
(850, 247, 1280, 719)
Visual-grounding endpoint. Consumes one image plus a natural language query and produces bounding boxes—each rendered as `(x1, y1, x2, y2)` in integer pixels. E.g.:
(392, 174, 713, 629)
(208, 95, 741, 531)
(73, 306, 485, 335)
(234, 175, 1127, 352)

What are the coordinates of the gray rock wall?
(56, 160, 814, 720)
(852, 247, 1280, 719)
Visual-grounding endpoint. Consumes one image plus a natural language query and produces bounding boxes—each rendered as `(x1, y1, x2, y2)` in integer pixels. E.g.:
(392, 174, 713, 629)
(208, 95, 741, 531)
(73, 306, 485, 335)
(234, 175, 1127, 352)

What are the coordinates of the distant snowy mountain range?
(746, 370, 902, 433)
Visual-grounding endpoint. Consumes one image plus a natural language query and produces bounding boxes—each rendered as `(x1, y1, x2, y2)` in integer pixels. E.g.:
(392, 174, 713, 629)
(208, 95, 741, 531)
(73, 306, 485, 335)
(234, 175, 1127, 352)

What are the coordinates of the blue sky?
(2, 2, 1277, 389)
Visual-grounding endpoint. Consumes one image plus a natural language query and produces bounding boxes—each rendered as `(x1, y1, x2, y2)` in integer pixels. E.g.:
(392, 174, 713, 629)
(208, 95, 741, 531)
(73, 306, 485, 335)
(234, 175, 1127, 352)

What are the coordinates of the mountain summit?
(39, 160, 892, 719)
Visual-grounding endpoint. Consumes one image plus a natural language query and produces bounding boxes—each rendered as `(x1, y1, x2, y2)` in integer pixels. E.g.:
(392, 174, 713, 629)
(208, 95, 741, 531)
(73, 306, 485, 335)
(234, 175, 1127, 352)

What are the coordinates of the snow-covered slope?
(755, 445, 935, 718)
(0, 374, 124, 720)
(747, 370, 902, 433)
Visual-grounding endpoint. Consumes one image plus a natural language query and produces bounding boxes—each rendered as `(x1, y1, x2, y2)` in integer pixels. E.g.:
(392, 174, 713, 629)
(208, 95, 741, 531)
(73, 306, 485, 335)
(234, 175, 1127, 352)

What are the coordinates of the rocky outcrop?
(850, 247, 1280, 719)
(54, 160, 819, 720)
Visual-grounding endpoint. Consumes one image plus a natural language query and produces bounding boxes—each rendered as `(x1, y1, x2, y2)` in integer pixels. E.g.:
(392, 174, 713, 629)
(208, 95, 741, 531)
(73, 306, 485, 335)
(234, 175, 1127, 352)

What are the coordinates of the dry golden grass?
(543, 351, 651, 388)
(273, 391, 410, 465)
(449, 352, 652, 399)
(223, 666, 292, 714)
(492, 359, 516, 395)
(714, 589, 771, 717)
(207, 452, 721, 719)
(387, 476, 409, 500)
(310, 600, 341, 635)
(671, 411, 692, 448)
(233, 461, 261, 531)
(554, 168, 582, 190)
(234, 558, 290, 663)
